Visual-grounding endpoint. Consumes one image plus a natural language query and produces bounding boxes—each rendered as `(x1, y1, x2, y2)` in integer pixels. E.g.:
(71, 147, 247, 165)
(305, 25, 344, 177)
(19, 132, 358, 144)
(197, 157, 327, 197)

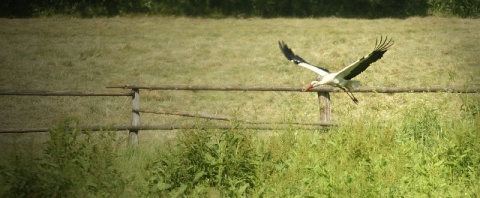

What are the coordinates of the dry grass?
(0, 16, 479, 146)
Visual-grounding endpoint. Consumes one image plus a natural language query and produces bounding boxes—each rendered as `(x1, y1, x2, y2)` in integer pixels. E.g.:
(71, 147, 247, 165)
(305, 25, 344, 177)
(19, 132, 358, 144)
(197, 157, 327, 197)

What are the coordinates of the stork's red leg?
(340, 87, 359, 104)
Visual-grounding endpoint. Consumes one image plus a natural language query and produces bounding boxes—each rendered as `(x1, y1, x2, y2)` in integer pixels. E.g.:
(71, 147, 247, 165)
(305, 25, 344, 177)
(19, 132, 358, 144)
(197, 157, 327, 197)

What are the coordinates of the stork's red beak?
(303, 84, 314, 92)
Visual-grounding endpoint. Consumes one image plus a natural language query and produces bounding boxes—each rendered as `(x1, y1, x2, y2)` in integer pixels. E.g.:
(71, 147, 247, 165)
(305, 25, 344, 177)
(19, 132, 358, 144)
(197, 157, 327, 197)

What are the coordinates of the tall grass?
(2, 98, 478, 197)
(259, 98, 479, 197)
(0, 119, 127, 197)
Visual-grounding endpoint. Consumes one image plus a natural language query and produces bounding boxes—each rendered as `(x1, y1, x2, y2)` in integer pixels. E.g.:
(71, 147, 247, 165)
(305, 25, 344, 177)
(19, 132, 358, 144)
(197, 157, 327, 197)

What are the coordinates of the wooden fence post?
(317, 92, 331, 122)
(316, 75, 331, 122)
(130, 88, 140, 146)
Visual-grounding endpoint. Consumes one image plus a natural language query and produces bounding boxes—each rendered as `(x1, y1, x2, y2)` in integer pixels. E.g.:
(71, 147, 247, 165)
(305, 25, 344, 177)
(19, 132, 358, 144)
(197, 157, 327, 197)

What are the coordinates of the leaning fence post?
(317, 92, 331, 122)
(130, 88, 140, 146)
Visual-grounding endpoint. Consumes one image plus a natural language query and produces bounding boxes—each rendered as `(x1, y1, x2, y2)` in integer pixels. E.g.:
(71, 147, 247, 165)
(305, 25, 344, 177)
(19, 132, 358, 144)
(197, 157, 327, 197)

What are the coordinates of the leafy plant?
(0, 118, 127, 197)
(146, 128, 265, 197)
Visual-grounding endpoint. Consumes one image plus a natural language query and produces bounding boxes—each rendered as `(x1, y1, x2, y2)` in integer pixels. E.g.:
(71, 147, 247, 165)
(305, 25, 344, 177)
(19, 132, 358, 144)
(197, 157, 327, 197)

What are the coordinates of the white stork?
(279, 36, 394, 104)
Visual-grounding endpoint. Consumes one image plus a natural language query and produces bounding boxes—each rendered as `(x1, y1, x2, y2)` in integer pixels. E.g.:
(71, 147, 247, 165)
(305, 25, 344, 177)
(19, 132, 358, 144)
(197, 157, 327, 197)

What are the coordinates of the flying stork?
(278, 36, 394, 104)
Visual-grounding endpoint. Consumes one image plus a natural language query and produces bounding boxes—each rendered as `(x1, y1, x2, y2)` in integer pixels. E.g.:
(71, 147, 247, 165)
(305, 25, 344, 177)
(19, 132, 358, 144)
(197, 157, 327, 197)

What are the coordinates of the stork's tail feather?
(345, 80, 361, 89)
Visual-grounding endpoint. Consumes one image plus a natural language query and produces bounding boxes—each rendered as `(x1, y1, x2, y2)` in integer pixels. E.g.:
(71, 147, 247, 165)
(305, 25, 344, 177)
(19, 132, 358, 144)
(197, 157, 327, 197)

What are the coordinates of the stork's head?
(302, 81, 323, 92)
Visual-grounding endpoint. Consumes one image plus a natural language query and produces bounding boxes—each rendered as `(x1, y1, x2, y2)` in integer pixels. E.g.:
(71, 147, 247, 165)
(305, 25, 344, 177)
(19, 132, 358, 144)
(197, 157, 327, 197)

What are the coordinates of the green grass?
(0, 16, 479, 197)
(1, 103, 478, 197)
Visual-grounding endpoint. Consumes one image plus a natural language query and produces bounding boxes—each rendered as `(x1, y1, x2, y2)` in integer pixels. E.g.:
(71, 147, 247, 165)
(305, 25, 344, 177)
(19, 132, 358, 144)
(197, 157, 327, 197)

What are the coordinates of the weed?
(146, 127, 266, 197)
(400, 106, 442, 146)
(0, 118, 126, 197)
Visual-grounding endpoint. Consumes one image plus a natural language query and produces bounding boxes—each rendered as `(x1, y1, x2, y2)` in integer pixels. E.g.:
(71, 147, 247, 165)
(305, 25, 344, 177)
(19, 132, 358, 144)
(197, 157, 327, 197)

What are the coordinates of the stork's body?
(279, 36, 394, 104)
(319, 73, 353, 88)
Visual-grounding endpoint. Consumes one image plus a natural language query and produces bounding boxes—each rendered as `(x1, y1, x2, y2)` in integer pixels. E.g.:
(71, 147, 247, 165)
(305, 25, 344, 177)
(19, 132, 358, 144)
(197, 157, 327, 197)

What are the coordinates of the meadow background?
(0, 9, 480, 198)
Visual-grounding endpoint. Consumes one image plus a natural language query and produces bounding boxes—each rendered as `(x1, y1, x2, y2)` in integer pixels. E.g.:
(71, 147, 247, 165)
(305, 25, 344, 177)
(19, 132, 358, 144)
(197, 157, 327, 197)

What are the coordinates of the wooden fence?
(1, 85, 478, 145)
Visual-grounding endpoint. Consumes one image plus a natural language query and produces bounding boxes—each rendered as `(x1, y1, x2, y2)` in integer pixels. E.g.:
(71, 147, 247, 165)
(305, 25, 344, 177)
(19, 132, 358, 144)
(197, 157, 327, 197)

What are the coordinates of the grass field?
(0, 16, 479, 197)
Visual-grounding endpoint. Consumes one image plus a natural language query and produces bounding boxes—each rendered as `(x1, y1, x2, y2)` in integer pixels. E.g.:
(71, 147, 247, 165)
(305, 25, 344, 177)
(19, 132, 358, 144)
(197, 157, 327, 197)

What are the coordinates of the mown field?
(0, 17, 479, 197)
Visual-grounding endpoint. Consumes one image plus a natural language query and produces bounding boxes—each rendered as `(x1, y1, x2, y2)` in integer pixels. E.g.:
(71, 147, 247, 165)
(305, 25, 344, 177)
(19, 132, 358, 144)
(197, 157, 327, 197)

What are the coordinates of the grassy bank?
(0, 17, 479, 196)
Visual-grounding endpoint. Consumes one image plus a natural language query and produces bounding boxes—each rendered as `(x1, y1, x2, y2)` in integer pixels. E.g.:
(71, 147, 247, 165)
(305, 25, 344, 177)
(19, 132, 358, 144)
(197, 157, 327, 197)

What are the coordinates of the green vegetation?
(0, 17, 479, 196)
(1, 101, 479, 196)
(1, 0, 479, 18)
(146, 128, 264, 196)
(0, 119, 127, 197)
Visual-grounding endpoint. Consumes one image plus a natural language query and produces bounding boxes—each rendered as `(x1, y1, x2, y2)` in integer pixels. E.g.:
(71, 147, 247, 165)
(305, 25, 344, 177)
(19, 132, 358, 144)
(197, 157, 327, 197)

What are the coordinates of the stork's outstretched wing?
(278, 41, 330, 77)
(337, 36, 394, 80)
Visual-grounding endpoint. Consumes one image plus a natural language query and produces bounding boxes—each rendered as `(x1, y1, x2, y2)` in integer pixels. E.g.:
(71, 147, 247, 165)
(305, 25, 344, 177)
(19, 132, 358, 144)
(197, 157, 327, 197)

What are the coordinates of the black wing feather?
(343, 36, 394, 80)
(278, 41, 330, 73)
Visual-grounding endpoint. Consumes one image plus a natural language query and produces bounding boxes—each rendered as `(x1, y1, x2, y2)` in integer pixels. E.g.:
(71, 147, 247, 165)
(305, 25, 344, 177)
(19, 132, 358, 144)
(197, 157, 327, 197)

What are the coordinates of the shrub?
(146, 128, 266, 197)
(0, 119, 126, 197)
(428, 0, 480, 17)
